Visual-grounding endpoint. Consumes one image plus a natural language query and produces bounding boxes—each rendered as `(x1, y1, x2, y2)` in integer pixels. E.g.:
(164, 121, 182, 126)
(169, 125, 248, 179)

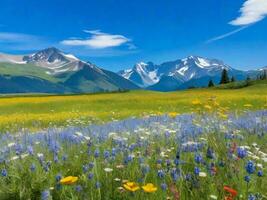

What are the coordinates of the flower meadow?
(0, 101, 267, 200)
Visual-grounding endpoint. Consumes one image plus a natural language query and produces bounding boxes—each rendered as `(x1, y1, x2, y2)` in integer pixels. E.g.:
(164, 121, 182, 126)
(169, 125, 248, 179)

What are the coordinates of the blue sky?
(0, 0, 267, 71)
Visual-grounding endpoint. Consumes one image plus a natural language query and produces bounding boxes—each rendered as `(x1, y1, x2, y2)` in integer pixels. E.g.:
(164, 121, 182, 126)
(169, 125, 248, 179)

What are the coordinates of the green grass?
(0, 80, 266, 131)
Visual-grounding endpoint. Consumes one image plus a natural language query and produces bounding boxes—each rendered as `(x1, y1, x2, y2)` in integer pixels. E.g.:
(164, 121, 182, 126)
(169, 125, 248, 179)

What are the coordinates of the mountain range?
(118, 56, 265, 91)
(0, 47, 139, 93)
(0, 48, 265, 93)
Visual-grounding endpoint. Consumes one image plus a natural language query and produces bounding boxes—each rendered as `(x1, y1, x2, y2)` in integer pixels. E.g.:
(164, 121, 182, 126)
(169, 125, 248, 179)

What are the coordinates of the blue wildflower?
(194, 154, 202, 164)
(95, 181, 101, 189)
(157, 169, 165, 179)
(41, 190, 50, 200)
(30, 164, 36, 172)
(1, 169, 7, 177)
(246, 160, 255, 174)
(237, 147, 247, 158)
(94, 149, 100, 158)
(82, 164, 89, 173)
(75, 185, 83, 192)
(55, 174, 62, 182)
(194, 167, 200, 175)
(206, 147, 214, 159)
(257, 170, 263, 177)
(103, 150, 110, 159)
(161, 183, 167, 191)
(244, 175, 250, 183)
(248, 194, 256, 200)
(88, 172, 94, 180)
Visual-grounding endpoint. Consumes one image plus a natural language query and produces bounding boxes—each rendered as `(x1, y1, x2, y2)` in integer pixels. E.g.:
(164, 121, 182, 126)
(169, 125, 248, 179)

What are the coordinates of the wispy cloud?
(0, 32, 39, 43)
(229, 0, 267, 26)
(61, 30, 133, 49)
(206, 0, 267, 43)
(206, 26, 249, 43)
(0, 32, 50, 52)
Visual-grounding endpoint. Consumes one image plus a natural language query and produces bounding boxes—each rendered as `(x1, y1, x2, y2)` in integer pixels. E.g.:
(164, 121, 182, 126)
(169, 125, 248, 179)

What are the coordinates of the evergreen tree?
(208, 79, 214, 87)
(246, 75, 251, 81)
(231, 76, 235, 82)
(219, 69, 230, 84)
(263, 69, 267, 80)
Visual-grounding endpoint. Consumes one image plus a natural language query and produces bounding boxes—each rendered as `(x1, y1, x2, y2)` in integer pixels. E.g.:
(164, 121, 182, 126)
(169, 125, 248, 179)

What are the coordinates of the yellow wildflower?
(218, 112, 228, 119)
(192, 99, 201, 105)
(142, 183, 158, 193)
(168, 112, 178, 118)
(123, 182, 140, 192)
(244, 104, 252, 107)
(204, 105, 212, 110)
(60, 176, 78, 185)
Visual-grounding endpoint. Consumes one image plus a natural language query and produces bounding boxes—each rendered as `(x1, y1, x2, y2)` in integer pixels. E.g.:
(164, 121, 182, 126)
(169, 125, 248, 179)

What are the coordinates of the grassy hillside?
(0, 80, 266, 131)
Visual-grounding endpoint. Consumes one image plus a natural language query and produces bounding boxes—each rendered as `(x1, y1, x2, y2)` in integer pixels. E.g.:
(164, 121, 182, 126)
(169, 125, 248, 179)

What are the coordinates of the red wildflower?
(224, 186, 238, 197)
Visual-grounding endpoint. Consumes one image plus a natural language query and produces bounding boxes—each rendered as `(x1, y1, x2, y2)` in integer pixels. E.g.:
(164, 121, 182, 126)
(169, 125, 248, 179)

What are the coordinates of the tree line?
(207, 68, 267, 87)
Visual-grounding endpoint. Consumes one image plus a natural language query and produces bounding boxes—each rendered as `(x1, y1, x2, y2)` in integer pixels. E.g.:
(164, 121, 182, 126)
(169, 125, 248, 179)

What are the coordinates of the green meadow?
(0, 80, 266, 132)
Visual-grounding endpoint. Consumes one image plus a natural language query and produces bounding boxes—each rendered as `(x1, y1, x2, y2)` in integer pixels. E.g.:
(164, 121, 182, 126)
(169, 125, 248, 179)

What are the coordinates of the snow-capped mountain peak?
(118, 55, 238, 88)
(22, 47, 82, 74)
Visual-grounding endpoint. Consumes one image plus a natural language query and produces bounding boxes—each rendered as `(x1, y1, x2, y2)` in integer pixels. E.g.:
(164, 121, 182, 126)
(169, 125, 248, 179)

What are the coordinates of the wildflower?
(194, 154, 202, 164)
(257, 170, 263, 177)
(237, 147, 247, 159)
(103, 150, 110, 159)
(104, 168, 113, 173)
(244, 175, 250, 183)
(82, 165, 89, 173)
(194, 167, 200, 175)
(244, 104, 253, 108)
(223, 186, 238, 197)
(41, 190, 51, 200)
(60, 176, 78, 185)
(95, 182, 101, 189)
(55, 174, 62, 182)
(30, 164, 36, 172)
(1, 169, 7, 177)
(75, 185, 82, 192)
(209, 195, 218, 199)
(116, 164, 124, 169)
(168, 112, 178, 118)
(199, 172, 207, 177)
(206, 147, 214, 159)
(123, 182, 140, 192)
(157, 169, 165, 179)
(88, 173, 94, 180)
(27, 146, 34, 155)
(142, 183, 157, 193)
(248, 194, 256, 200)
(114, 178, 121, 182)
(161, 183, 167, 191)
(246, 160, 255, 174)
(94, 149, 100, 158)
(204, 105, 212, 110)
(192, 99, 201, 105)
(117, 186, 125, 193)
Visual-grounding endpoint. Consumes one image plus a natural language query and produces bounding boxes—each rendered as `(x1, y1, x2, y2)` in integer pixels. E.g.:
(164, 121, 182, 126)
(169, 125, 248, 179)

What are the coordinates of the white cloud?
(206, 26, 249, 43)
(61, 30, 131, 49)
(206, 0, 267, 43)
(0, 32, 38, 42)
(229, 0, 267, 26)
(0, 32, 53, 51)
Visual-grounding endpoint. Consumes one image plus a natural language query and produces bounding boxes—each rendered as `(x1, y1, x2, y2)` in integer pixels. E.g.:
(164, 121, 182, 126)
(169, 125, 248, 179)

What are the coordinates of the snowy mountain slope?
(119, 56, 248, 91)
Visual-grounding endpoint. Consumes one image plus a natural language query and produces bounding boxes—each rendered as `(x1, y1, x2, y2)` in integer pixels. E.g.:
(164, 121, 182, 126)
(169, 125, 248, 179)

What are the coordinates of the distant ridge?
(0, 47, 139, 94)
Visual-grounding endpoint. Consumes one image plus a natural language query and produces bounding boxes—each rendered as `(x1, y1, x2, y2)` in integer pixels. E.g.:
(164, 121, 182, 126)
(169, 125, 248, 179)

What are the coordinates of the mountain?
(119, 56, 250, 91)
(0, 47, 139, 94)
